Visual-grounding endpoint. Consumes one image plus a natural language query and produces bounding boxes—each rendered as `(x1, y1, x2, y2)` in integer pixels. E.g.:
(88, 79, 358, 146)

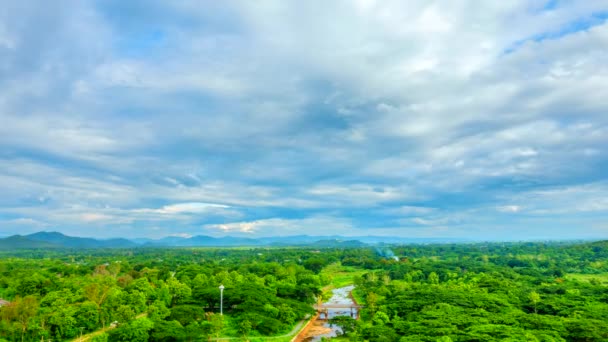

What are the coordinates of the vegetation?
(0, 248, 332, 341)
(340, 241, 608, 341)
(0, 241, 607, 341)
(320, 263, 368, 289)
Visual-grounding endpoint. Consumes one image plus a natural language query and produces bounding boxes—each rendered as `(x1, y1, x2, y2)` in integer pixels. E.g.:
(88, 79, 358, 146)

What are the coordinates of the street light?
(219, 284, 225, 315)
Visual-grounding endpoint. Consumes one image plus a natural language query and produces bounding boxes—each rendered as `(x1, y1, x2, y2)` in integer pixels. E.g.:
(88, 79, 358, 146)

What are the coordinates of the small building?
(0, 299, 10, 307)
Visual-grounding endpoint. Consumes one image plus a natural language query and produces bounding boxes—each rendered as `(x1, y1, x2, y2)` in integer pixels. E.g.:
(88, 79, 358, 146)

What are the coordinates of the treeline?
(334, 241, 608, 341)
(0, 248, 343, 341)
(1, 241, 607, 341)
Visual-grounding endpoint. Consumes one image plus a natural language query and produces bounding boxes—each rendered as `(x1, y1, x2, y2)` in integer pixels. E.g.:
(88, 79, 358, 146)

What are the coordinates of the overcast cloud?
(1, 1, 607, 240)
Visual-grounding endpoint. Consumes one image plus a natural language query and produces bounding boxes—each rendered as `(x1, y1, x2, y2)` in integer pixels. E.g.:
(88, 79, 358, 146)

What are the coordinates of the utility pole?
(219, 284, 225, 315)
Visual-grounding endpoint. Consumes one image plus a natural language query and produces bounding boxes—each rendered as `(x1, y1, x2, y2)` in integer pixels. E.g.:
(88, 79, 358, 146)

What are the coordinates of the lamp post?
(219, 284, 225, 315)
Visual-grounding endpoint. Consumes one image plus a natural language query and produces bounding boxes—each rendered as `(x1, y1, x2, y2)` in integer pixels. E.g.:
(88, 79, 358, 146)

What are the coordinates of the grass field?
(217, 314, 308, 341)
(320, 262, 368, 288)
(567, 273, 608, 285)
(319, 262, 368, 303)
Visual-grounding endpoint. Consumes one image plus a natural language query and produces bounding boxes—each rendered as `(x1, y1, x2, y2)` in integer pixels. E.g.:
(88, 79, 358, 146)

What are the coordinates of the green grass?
(218, 314, 240, 337)
(351, 288, 366, 305)
(319, 262, 367, 303)
(320, 262, 367, 288)
(215, 313, 310, 341)
(212, 337, 294, 341)
(567, 273, 608, 285)
(248, 337, 293, 342)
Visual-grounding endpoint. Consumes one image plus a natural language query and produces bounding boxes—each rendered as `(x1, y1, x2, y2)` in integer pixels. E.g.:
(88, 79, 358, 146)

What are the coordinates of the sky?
(1, 1, 608, 240)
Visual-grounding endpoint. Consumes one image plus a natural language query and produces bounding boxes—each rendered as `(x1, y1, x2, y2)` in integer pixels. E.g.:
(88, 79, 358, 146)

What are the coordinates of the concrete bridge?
(313, 304, 364, 320)
(314, 304, 364, 309)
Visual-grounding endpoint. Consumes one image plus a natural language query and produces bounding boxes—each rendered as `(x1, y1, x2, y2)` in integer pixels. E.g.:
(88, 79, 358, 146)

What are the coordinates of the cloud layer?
(1, 1, 607, 240)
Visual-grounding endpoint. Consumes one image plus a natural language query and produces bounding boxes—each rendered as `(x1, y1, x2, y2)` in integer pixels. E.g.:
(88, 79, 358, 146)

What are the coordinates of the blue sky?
(1, 1, 608, 240)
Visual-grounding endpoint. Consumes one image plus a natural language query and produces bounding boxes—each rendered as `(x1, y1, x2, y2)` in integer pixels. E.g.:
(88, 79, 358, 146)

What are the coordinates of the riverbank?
(291, 313, 320, 342)
(294, 285, 358, 341)
(320, 263, 367, 289)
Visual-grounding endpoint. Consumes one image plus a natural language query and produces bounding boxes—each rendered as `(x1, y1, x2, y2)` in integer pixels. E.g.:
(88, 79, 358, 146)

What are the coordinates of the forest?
(0, 240, 607, 341)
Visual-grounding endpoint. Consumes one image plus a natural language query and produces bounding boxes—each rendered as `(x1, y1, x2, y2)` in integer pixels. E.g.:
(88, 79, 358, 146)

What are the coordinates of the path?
(69, 312, 308, 342)
(69, 313, 148, 342)
(294, 285, 360, 342)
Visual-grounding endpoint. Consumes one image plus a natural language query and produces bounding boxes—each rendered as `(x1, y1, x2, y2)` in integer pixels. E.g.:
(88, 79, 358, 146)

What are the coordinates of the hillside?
(27, 231, 137, 248)
(0, 235, 59, 249)
(0, 232, 137, 249)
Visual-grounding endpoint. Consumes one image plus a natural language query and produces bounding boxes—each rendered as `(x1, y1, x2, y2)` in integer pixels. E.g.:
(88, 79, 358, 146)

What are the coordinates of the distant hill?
(0, 232, 138, 249)
(0, 231, 371, 250)
(0, 230, 481, 250)
(26, 231, 137, 248)
(590, 240, 608, 246)
(268, 238, 368, 248)
(308, 239, 368, 247)
(0, 235, 60, 249)
(145, 235, 265, 247)
(145, 235, 367, 247)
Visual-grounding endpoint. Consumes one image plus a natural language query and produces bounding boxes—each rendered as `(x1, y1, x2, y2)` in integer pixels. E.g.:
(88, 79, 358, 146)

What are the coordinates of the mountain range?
(0, 231, 471, 249)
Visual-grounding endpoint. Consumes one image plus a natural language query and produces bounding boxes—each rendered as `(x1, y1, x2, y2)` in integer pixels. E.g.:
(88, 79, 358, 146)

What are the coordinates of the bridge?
(314, 304, 364, 310)
(313, 304, 364, 320)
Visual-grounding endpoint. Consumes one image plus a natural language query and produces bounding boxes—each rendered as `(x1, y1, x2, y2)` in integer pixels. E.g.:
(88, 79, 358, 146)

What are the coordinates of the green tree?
(108, 262, 121, 278)
(167, 278, 192, 306)
(108, 317, 154, 342)
(148, 301, 171, 322)
(428, 272, 440, 285)
(1, 296, 39, 342)
(84, 279, 115, 328)
(366, 292, 378, 315)
(303, 258, 326, 273)
(237, 319, 252, 337)
(373, 311, 390, 326)
(329, 316, 357, 335)
(47, 305, 78, 340)
(91, 333, 109, 342)
(115, 305, 136, 323)
(277, 304, 297, 324)
(184, 321, 205, 341)
(207, 313, 224, 338)
(75, 301, 100, 331)
(151, 320, 184, 341)
(529, 291, 540, 314)
(170, 305, 205, 325)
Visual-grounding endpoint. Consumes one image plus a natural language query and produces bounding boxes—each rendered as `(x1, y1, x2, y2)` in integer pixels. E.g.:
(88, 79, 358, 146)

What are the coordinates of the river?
(299, 285, 358, 341)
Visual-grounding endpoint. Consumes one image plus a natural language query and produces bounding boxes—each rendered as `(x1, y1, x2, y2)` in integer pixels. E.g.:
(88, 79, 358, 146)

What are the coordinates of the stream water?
(300, 285, 358, 341)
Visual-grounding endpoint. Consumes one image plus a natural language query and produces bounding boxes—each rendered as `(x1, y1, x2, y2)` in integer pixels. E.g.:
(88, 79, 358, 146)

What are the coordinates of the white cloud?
(204, 216, 356, 237)
(497, 205, 522, 213)
(0, 2, 607, 239)
(135, 202, 230, 215)
(81, 213, 115, 222)
(169, 233, 193, 238)
(306, 184, 410, 206)
(388, 206, 436, 215)
(497, 183, 608, 215)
